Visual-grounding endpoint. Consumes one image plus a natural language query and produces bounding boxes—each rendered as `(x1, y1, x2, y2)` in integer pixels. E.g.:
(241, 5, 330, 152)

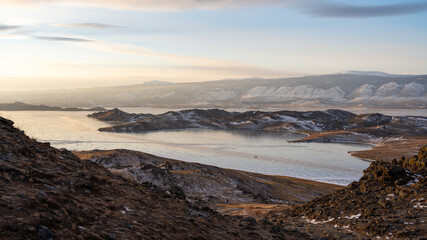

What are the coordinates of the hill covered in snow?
(0, 73, 425, 109)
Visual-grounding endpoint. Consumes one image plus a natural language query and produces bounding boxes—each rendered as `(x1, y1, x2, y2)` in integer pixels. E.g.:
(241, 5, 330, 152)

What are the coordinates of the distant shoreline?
(0, 102, 106, 112)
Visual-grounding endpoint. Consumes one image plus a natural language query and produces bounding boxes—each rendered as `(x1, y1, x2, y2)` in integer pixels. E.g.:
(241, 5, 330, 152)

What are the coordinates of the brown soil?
(349, 136, 427, 162)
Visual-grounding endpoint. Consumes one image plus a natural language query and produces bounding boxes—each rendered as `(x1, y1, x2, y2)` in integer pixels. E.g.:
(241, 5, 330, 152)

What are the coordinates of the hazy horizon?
(1, 0, 427, 91)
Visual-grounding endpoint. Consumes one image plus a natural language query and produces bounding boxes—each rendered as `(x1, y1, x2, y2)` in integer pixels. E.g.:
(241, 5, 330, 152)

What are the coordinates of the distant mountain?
(0, 102, 106, 111)
(142, 80, 172, 85)
(0, 73, 425, 109)
(339, 71, 413, 78)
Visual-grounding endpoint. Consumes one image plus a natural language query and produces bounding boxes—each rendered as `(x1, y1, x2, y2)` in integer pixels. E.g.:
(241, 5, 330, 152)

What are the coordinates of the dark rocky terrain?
(0, 115, 367, 239)
(0, 116, 283, 239)
(91, 108, 426, 137)
(2, 73, 426, 109)
(0, 102, 105, 112)
(1, 114, 426, 239)
(271, 146, 427, 239)
(75, 149, 341, 205)
(87, 108, 153, 122)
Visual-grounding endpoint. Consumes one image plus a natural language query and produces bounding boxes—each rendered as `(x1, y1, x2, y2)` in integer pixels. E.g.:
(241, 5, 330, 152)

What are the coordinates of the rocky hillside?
(271, 146, 427, 239)
(1, 73, 426, 109)
(75, 149, 341, 205)
(0, 115, 375, 239)
(2, 114, 425, 239)
(91, 108, 426, 140)
(90, 108, 427, 161)
(87, 108, 153, 122)
(0, 116, 287, 239)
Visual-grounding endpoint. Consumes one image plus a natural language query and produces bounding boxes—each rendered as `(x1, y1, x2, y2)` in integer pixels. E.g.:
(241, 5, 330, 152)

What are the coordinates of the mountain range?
(0, 72, 425, 109)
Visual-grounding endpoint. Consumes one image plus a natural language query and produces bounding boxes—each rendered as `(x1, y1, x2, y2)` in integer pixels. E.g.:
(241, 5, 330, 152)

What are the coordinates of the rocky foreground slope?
(90, 108, 427, 160)
(270, 147, 427, 239)
(1, 114, 426, 239)
(0, 116, 286, 239)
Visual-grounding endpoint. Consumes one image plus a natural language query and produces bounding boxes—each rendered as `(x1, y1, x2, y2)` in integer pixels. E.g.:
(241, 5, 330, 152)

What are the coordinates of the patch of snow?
(344, 213, 361, 219)
(398, 82, 425, 97)
(406, 178, 419, 186)
(374, 82, 402, 97)
(306, 217, 334, 225)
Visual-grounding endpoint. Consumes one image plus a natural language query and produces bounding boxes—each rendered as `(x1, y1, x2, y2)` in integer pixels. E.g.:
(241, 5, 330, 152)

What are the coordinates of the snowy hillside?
(0, 73, 425, 109)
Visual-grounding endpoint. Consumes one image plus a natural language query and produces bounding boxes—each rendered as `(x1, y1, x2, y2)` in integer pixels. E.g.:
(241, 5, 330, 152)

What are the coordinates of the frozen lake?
(0, 110, 373, 185)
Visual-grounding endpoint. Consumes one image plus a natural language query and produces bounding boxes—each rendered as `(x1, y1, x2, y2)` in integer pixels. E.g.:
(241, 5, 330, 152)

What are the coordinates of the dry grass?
(349, 136, 426, 162)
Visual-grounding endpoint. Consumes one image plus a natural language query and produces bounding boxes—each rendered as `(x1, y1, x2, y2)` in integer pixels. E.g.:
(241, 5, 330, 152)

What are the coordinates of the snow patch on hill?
(243, 85, 345, 99)
(398, 82, 425, 97)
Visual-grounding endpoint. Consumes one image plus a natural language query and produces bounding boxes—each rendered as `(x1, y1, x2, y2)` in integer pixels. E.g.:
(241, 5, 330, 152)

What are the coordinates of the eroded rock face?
(276, 146, 426, 239)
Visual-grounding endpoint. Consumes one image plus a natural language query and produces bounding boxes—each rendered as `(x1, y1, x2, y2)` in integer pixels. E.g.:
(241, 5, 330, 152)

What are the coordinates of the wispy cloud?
(55, 23, 120, 29)
(2, 0, 427, 18)
(34, 36, 92, 42)
(0, 24, 20, 31)
(303, 1, 427, 18)
(0, 0, 295, 11)
(47, 37, 291, 77)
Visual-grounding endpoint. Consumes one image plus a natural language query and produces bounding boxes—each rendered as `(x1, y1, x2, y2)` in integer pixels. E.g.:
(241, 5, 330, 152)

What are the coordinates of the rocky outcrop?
(87, 108, 153, 122)
(75, 149, 341, 205)
(273, 146, 427, 239)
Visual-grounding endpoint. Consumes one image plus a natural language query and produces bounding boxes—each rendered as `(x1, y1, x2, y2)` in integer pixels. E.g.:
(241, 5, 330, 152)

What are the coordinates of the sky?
(0, 0, 427, 90)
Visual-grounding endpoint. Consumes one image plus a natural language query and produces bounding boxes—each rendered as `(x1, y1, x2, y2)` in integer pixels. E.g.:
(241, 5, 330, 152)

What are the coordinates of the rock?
(106, 233, 116, 240)
(36, 190, 47, 197)
(37, 225, 53, 240)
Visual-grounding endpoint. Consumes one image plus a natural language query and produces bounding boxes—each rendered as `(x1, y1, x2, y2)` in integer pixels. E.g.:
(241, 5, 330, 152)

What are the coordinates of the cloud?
(49, 38, 291, 77)
(301, 1, 427, 18)
(34, 36, 91, 42)
(0, 0, 295, 11)
(0, 24, 20, 31)
(2, 0, 427, 18)
(55, 23, 120, 29)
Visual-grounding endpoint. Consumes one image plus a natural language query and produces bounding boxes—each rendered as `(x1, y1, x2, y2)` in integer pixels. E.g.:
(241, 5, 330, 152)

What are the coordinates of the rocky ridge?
(271, 147, 427, 239)
(90, 108, 426, 160)
(91, 108, 426, 137)
(74, 149, 341, 205)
